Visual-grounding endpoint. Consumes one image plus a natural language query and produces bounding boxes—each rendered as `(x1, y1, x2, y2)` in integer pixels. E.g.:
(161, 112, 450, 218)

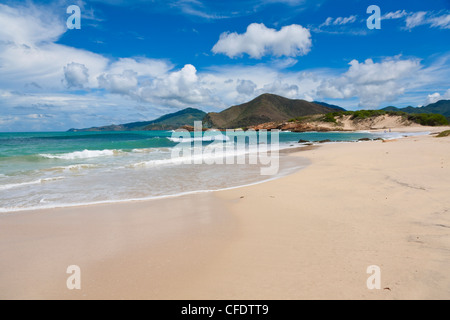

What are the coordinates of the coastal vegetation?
(69, 94, 450, 132)
(383, 100, 450, 121)
(437, 130, 450, 138)
(320, 110, 449, 127)
(203, 94, 340, 129)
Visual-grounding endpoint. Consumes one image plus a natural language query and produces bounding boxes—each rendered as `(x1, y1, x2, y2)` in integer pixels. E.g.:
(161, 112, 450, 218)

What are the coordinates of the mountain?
(204, 94, 345, 129)
(382, 100, 450, 121)
(68, 108, 207, 132)
(313, 101, 346, 111)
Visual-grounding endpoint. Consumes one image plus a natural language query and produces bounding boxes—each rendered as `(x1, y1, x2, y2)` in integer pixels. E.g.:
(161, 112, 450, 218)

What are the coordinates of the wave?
(0, 176, 65, 191)
(131, 147, 171, 154)
(39, 149, 123, 160)
(0, 160, 306, 214)
(41, 164, 99, 173)
(168, 134, 230, 143)
(375, 131, 430, 140)
(130, 144, 285, 168)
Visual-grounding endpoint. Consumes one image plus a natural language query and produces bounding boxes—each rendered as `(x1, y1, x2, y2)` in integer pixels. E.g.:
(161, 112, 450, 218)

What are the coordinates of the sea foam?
(168, 134, 230, 143)
(0, 177, 65, 191)
(40, 149, 122, 160)
(41, 164, 99, 172)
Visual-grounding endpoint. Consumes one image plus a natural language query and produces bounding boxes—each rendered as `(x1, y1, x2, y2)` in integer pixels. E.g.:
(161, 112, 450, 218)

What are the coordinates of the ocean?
(0, 130, 425, 213)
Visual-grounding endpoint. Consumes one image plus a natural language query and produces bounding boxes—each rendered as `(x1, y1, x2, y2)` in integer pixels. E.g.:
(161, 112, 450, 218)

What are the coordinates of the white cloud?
(200, 65, 321, 106)
(426, 92, 442, 105)
(236, 80, 257, 95)
(98, 70, 138, 95)
(1, 2, 449, 131)
(334, 16, 357, 25)
(64, 63, 90, 89)
(429, 14, 450, 29)
(405, 11, 450, 30)
(136, 64, 216, 107)
(212, 23, 312, 59)
(406, 11, 428, 29)
(107, 58, 173, 77)
(382, 10, 408, 20)
(320, 17, 332, 27)
(425, 89, 450, 105)
(314, 15, 364, 35)
(320, 15, 357, 27)
(379, 10, 450, 30)
(261, 80, 299, 98)
(0, 3, 65, 45)
(318, 57, 421, 108)
(0, 4, 109, 90)
(0, 41, 109, 90)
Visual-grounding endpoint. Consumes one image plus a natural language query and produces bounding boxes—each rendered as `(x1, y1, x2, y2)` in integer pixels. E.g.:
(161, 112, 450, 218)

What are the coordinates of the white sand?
(1, 130, 449, 300)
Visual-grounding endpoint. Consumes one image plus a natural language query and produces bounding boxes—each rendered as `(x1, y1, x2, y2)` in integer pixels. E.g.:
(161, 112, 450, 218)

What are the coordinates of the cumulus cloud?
(261, 80, 299, 99)
(136, 64, 216, 107)
(0, 4, 109, 90)
(107, 58, 172, 77)
(212, 23, 312, 59)
(64, 63, 90, 89)
(0, 2, 207, 109)
(1, 2, 450, 131)
(98, 70, 138, 94)
(318, 57, 421, 108)
(236, 80, 257, 95)
(425, 89, 450, 105)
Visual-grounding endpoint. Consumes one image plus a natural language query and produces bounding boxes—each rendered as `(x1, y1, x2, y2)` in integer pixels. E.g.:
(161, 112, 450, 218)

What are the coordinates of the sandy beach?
(1, 127, 450, 300)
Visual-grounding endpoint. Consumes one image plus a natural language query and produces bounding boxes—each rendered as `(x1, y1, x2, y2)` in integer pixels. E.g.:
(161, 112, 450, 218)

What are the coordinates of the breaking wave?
(39, 149, 123, 160)
(0, 177, 65, 191)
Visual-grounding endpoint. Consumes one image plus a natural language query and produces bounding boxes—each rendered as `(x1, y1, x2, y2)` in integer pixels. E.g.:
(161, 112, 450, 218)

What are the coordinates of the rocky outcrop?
(249, 121, 344, 132)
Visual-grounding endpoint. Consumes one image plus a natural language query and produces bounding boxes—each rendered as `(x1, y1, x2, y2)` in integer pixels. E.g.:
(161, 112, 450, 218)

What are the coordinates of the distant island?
(68, 108, 207, 132)
(69, 94, 450, 132)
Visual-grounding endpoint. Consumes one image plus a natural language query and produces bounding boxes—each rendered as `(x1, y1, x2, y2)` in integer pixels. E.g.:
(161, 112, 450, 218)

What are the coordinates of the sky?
(0, 0, 449, 131)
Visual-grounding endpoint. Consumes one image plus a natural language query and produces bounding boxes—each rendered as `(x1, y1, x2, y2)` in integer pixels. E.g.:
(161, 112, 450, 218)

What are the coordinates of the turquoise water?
(0, 130, 423, 212)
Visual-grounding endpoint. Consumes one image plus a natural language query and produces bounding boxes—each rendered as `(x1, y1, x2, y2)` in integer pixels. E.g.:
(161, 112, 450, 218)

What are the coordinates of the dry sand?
(1, 129, 449, 300)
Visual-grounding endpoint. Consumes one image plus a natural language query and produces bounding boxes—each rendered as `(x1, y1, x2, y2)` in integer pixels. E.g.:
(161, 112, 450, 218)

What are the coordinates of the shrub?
(437, 130, 450, 138)
(407, 114, 449, 126)
(322, 113, 337, 123)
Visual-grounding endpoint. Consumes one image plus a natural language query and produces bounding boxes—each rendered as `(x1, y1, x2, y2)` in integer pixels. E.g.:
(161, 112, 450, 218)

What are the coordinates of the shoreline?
(0, 146, 311, 215)
(1, 126, 449, 299)
(1, 127, 445, 215)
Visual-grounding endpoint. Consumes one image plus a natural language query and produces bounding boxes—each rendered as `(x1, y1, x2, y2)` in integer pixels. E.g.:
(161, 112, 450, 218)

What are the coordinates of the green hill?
(204, 94, 344, 129)
(68, 108, 207, 132)
(382, 100, 450, 121)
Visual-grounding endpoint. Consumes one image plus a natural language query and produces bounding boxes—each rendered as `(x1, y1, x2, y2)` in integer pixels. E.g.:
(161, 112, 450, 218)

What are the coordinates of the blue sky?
(0, 0, 449, 131)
